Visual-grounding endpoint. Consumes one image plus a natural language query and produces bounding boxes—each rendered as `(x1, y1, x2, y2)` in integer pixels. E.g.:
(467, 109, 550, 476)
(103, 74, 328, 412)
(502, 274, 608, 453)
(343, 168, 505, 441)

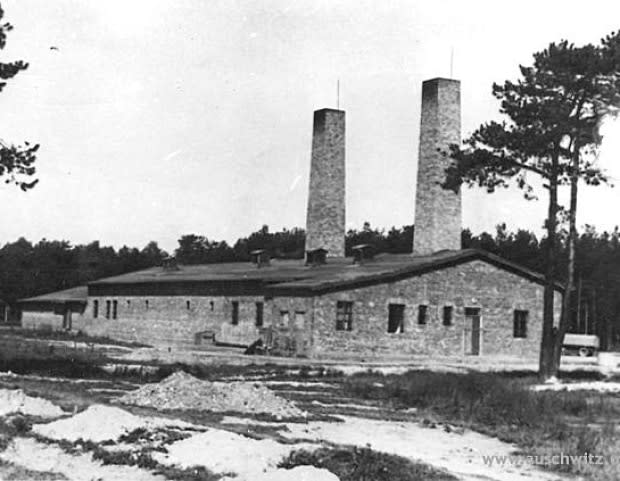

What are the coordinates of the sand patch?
(153, 428, 319, 480)
(531, 381, 620, 392)
(279, 416, 562, 481)
(33, 404, 196, 443)
(1, 437, 164, 481)
(0, 389, 65, 418)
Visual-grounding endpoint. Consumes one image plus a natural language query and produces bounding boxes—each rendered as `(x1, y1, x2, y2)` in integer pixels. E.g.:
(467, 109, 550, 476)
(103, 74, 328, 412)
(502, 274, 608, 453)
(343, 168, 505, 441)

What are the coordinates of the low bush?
(345, 371, 593, 430)
(280, 446, 457, 481)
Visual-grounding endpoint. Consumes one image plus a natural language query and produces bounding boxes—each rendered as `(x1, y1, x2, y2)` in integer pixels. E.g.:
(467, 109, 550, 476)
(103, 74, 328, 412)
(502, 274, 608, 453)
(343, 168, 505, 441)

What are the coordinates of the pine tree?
(444, 36, 620, 379)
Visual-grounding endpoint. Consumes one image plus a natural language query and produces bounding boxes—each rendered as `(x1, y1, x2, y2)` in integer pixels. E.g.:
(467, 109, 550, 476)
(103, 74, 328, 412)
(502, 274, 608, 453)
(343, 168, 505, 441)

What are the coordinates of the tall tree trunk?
(539, 155, 559, 380)
(553, 141, 580, 369)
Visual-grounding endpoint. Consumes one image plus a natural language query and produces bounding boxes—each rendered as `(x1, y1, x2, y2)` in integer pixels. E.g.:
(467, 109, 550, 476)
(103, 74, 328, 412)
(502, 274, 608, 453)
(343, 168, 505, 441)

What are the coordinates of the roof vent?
(352, 244, 375, 264)
(250, 249, 271, 268)
(306, 248, 328, 266)
(162, 256, 180, 272)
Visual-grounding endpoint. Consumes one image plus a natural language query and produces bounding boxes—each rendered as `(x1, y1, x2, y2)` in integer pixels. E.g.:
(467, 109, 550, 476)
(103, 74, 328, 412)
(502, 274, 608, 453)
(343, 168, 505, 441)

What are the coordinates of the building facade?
(17, 76, 562, 360)
(17, 250, 560, 360)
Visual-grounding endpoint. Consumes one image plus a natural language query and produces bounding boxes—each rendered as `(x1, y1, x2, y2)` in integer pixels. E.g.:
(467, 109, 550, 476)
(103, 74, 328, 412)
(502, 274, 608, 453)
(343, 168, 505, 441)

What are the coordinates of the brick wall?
(413, 78, 462, 255)
(306, 260, 561, 360)
(75, 295, 268, 347)
(269, 297, 314, 356)
(305, 108, 346, 257)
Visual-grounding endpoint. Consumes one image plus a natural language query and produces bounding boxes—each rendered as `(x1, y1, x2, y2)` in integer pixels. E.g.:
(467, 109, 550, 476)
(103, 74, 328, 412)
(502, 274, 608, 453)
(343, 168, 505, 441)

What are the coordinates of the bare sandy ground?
(0, 387, 572, 481)
(3, 437, 166, 481)
(280, 416, 564, 481)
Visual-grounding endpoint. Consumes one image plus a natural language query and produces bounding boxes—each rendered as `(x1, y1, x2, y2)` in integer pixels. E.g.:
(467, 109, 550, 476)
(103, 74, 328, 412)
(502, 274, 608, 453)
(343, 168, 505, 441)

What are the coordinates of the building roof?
(18, 286, 88, 305)
(87, 249, 560, 296)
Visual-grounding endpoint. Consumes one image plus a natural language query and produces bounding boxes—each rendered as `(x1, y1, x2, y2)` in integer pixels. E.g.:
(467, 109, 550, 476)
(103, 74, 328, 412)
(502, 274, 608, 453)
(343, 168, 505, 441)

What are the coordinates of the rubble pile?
(119, 371, 304, 418)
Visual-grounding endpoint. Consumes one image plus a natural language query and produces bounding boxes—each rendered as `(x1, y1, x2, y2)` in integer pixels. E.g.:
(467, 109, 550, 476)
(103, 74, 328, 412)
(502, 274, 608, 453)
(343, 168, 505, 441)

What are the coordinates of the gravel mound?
(119, 371, 304, 418)
(0, 389, 64, 418)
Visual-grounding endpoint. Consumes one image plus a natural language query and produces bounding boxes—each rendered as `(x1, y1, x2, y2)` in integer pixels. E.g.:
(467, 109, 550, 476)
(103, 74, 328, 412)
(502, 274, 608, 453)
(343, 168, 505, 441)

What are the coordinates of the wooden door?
(63, 307, 72, 331)
(294, 311, 307, 356)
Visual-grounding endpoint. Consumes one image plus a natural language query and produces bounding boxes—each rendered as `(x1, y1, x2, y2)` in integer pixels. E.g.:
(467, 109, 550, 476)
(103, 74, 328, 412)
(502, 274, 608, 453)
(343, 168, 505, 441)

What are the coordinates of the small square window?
(513, 310, 528, 338)
(336, 301, 353, 331)
(443, 306, 453, 326)
(418, 305, 428, 325)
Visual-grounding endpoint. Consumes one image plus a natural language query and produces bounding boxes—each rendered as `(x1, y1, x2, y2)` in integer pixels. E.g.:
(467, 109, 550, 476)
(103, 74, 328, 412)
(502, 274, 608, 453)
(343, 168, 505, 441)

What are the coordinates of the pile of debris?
(118, 371, 304, 418)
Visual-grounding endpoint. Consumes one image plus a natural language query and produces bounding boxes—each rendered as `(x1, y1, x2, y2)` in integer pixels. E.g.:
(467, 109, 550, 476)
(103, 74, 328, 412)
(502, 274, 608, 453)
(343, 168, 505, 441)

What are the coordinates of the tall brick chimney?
(305, 108, 346, 258)
(413, 78, 462, 255)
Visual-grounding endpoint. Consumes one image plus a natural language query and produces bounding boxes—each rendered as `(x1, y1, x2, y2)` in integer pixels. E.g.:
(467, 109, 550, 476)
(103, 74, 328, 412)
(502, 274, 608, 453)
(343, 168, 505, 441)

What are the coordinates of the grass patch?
(3, 328, 150, 349)
(0, 415, 33, 451)
(344, 370, 620, 479)
(46, 436, 224, 481)
(0, 459, 68, 480)
(280, 446, 457, 481)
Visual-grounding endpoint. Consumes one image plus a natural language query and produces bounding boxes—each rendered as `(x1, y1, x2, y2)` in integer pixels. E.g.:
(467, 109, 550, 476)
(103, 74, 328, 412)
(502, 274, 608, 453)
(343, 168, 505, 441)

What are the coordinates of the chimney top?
(306, 248, 328, 266)
(250, 249, 270, 268)
(351, 244, 375, 264)
(162, 256, 180, 272)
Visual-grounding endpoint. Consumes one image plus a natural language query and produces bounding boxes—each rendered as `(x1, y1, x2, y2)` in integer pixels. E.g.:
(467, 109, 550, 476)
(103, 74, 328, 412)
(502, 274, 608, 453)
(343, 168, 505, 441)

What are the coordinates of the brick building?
(18, 77, 561, 360)
(19, 287, 87, 331)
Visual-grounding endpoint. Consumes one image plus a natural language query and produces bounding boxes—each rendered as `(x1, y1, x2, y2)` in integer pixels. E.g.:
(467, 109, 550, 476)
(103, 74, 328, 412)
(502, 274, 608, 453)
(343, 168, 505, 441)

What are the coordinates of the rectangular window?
(513, 310, 528, 338)
(336, 301, 353, 331)
(93, 300, 99, 319)
(186, 300, 191, 310)
(255, 302, 264, 327)
(145, 300, 149, 309)
(231, 301, 239, 325)
(112, 300, 118, 320)
(418, 305, 428, 325)
(295, 311, 305, 329)
(280, 310, 290, 326)
(443, 306, 453, 326)
(105, 300, 111, 320)
(387, 304, 405, 333)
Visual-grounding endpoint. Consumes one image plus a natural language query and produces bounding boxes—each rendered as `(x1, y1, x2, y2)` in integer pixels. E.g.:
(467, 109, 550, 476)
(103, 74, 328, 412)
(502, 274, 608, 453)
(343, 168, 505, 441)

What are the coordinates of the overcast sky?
(1, 0, 620, 252)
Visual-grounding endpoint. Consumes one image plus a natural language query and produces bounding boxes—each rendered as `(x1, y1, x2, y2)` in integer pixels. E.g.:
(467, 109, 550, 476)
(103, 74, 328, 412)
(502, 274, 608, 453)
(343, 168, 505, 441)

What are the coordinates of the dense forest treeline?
(1, 223, 619, 343)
